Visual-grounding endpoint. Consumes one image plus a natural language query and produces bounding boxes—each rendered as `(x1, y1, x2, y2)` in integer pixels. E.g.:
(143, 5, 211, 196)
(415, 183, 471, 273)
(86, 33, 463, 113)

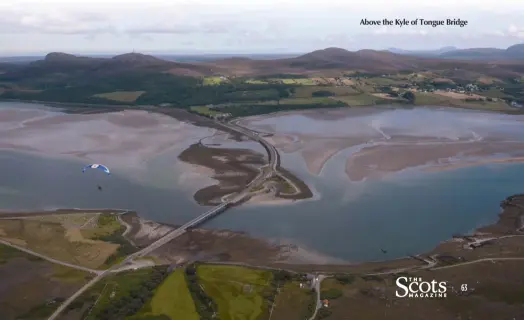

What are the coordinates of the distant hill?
(203, 46, 524, 78)
(1, 52, 216, 81)
(393, 44, 524, 60)
(208, 47, 430, 75)
(2, 47, 524, 81)
(388, 46, 458, 57)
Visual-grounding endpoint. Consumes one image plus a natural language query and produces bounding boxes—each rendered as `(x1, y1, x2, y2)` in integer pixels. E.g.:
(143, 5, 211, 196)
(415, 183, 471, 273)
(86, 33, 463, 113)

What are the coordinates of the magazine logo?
(395, 277, 447, 298)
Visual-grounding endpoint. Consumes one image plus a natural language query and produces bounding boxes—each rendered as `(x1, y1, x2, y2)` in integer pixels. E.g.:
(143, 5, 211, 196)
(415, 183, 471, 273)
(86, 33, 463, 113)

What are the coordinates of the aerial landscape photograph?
(1, 0, 524, 319)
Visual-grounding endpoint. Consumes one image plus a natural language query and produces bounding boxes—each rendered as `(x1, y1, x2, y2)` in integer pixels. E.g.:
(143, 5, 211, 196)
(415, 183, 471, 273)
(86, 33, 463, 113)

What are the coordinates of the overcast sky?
(1, 0, 523, 55)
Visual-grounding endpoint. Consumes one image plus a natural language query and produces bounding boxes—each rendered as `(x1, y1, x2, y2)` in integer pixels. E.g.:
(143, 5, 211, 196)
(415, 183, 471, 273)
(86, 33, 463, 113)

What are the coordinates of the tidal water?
(2, 104, 524, 262)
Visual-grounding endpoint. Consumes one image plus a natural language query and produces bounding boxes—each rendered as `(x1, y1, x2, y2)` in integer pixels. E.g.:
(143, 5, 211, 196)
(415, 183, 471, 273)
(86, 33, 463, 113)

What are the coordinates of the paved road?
(0, 239, 102, 274)
(47, 271, 109, 320)
(308, 275, 326, 320)
(431, 257, 524, 270)
(47, 119, 282, 320)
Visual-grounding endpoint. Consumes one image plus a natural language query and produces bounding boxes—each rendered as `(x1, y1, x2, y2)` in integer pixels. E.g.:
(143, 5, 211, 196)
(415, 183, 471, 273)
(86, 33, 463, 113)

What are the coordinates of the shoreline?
(1, 190, 522, 272)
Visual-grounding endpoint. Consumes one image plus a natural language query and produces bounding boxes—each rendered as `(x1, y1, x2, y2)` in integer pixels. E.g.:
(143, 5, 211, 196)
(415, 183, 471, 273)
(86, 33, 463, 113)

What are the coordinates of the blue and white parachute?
(82, 164, 110, 175)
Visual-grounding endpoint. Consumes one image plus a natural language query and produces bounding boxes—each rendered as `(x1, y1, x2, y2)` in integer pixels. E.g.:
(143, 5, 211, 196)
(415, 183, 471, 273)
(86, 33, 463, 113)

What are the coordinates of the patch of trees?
(312, 90, 335, 97)
(257, 270, 292, 318)
(79, 266, 168, 320)
(184, 263, 217, 320)
(431, 82, 457, 90)
(402, 91, 415, 102)
(0, 67, 308, 108)
(273, 270, 293, 282)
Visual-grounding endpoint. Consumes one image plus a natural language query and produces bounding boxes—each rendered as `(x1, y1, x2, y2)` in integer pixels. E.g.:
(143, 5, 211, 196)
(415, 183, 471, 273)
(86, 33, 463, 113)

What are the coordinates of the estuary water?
(2, 103, 524, 262)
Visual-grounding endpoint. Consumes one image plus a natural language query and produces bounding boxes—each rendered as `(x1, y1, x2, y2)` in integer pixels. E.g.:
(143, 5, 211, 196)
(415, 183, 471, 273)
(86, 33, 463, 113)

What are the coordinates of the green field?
(0, 218, 120, 269)
(81, 213, 122, 239)
(280, 78, 315, 85)
(279, 97, 343, 105)
(270, 281, 315, 320)
(190, 105, 222, 116)
(203, 76, 227, 85)
(197, 264, 273, 320)
(92, 91, 145, 102)
(135, 269, 199, 320)
(330, 93, 380, 106)
(414, 92, 513, 111)
(245, 79, 269, 84)
(245, 78, 315, 85)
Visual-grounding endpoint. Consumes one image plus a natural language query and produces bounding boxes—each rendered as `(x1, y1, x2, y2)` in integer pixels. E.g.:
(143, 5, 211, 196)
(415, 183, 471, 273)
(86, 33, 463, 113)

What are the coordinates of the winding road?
(2, 114, 517, 320)
(46, 118, 282, 320)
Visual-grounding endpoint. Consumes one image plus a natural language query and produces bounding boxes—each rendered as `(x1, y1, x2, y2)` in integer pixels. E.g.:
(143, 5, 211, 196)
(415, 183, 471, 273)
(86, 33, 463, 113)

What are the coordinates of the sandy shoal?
(345, 141, 524, 181)
(0, 108, 214, 168)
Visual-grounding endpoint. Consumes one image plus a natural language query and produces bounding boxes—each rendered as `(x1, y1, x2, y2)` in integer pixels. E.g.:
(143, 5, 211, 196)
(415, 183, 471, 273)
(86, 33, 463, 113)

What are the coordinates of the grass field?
(481, 88, 514, 99)
(135, 269, 199, 320)
(28, 212, 98, 227)
(321, 261, 524, 320)
(0, 242, 33, 264)
(80, 213, 122, 239)
(197, 264, 273, 320)
(0, 244, 90, 320)
(0, 215, 120, 269)
(203, 76, 227, 85)
(50, 264, 92, 283)
(245, 78, 315, 85)
(330, 93, 380, 106)
(93, 91, 145, 102)
(190, 105, 222, 116)
(279, 97, 344, 105)
(414, 92, 513, 111)
(280, 78, 316, 85)
(245, 79, 268, 84)
(270, 281, 315, 320)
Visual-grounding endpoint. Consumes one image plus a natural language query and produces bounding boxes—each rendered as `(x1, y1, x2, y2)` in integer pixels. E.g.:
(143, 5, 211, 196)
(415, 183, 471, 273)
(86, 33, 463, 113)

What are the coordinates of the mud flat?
(178, 142, 313, 205)
(345, 141, 524, 182)
(0, 105, 216, 169)
(240, 106, 524, 181)
(0, 102, 313, 206)
(120, 212, 339, 265)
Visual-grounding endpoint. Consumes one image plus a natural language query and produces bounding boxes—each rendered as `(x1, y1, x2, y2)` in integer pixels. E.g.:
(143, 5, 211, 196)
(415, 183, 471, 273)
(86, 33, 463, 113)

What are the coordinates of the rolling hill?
(205, 47, 524, 78)
(387, 46, 458, 57)
(393, 43, 524, 61)
(2, 52, 216, 81)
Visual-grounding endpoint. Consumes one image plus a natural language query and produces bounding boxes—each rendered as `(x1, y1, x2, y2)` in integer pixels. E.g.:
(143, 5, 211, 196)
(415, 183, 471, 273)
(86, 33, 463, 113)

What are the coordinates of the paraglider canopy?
(82, 164, 110, 175)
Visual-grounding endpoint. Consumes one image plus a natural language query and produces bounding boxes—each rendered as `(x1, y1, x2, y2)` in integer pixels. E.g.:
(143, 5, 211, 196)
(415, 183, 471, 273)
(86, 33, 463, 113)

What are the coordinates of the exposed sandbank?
(345, 141, 524, 181)
(241, 107, 524, 181)
(0, 107, 214, 169)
